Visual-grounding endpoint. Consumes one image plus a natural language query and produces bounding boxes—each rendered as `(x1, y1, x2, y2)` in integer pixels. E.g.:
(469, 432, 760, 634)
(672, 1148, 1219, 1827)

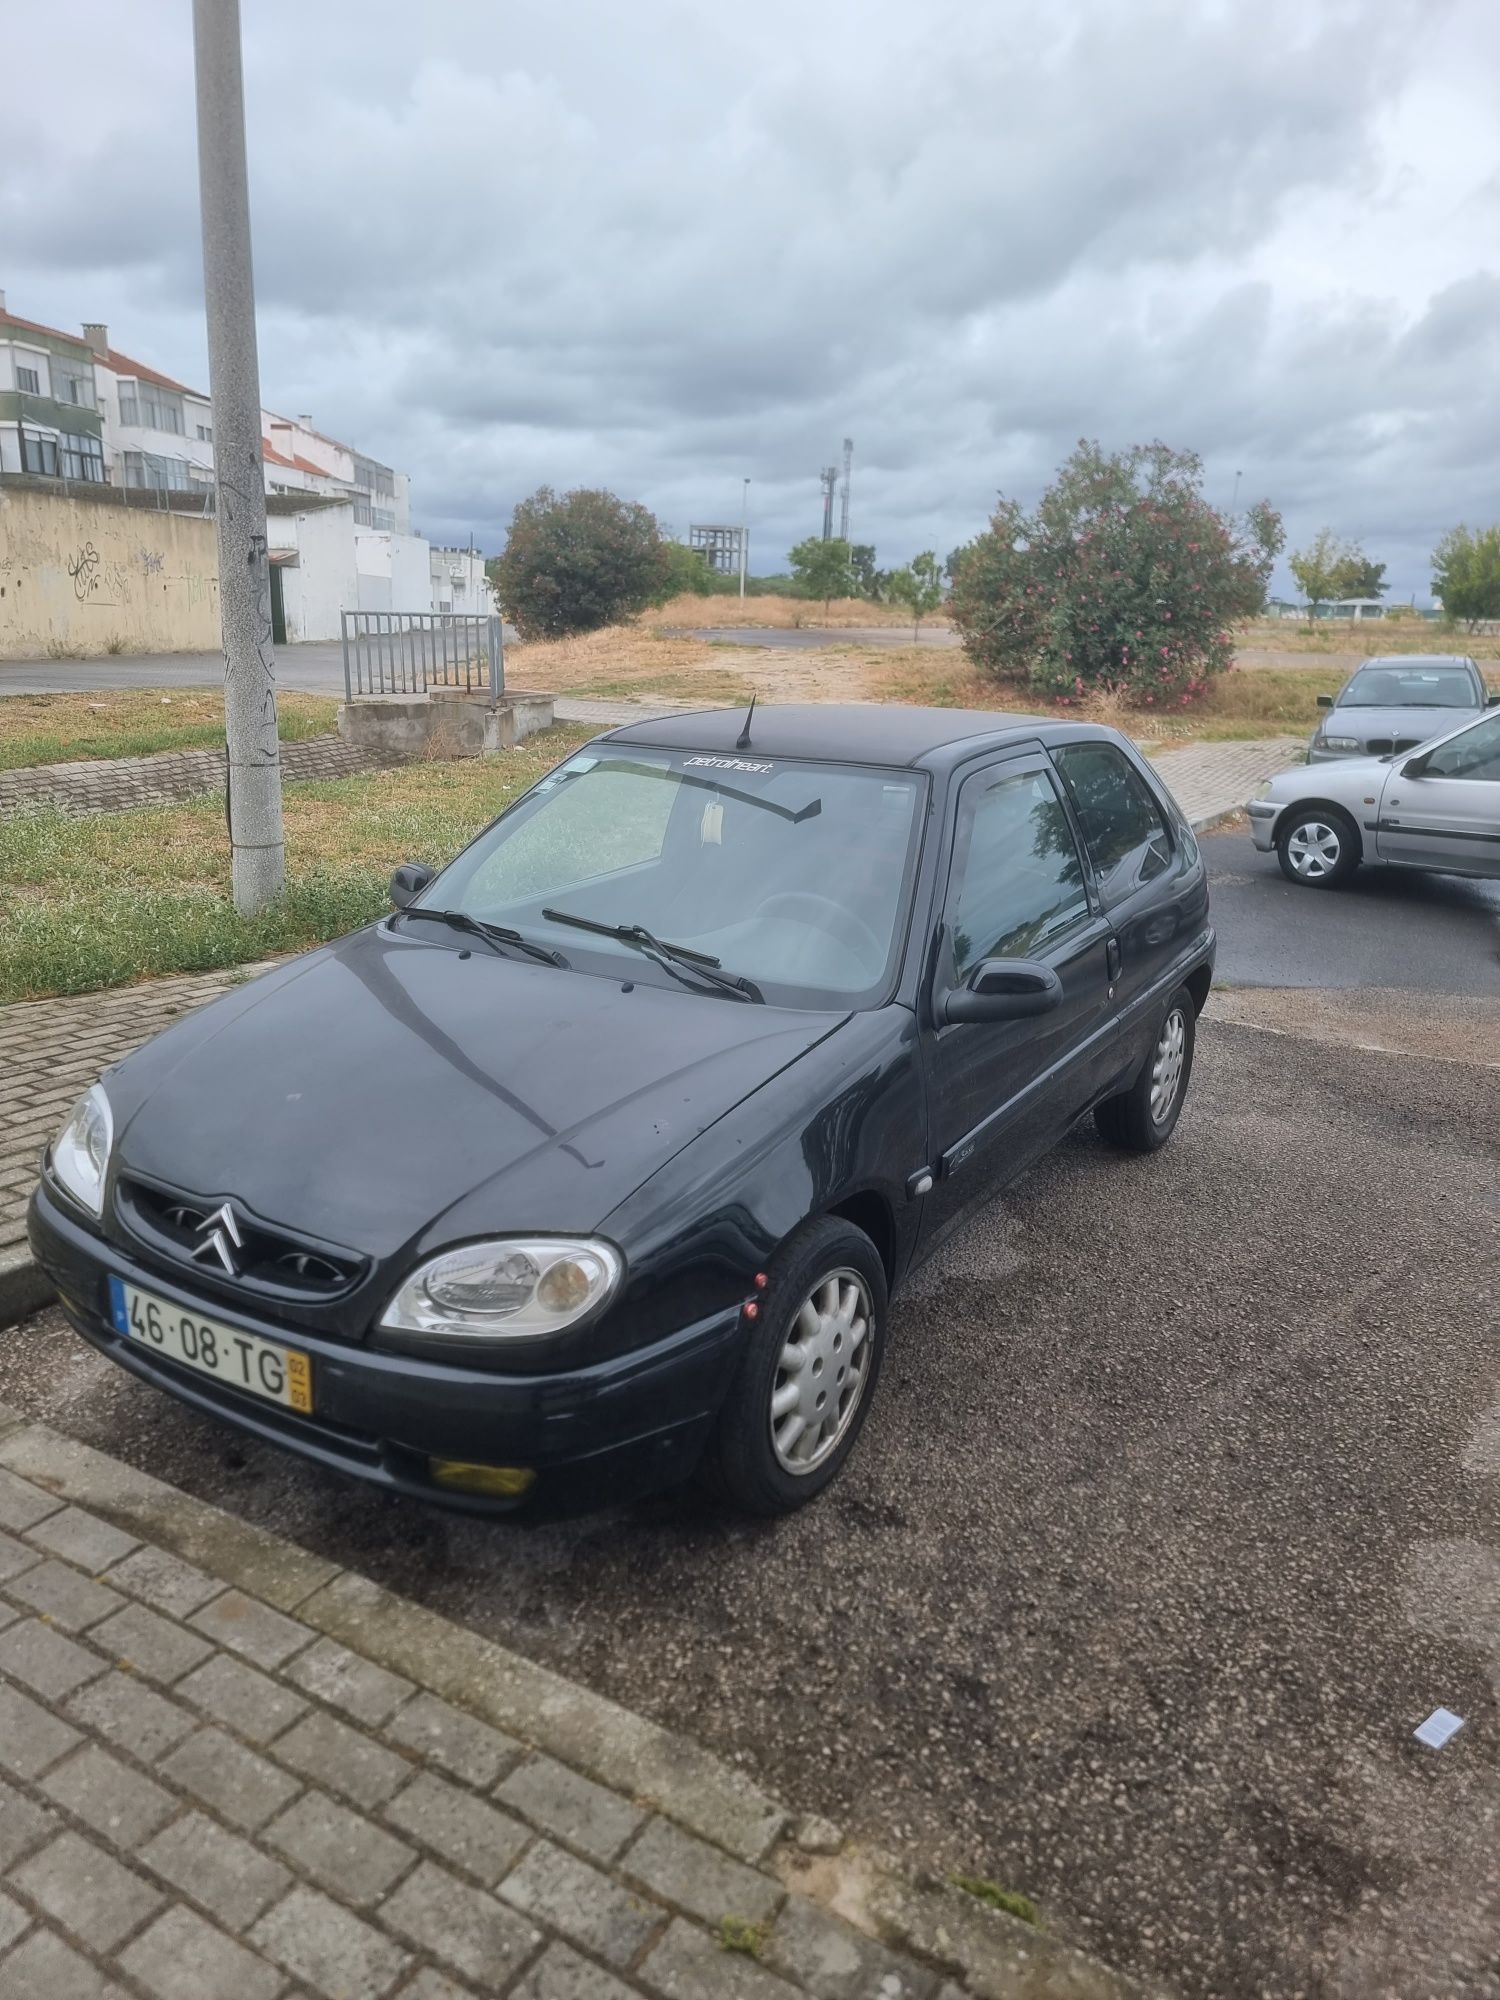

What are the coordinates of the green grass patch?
(0, 725, 592, 1004)
(0, 689, 339, 772)
(951, 1877, 1041, 1927)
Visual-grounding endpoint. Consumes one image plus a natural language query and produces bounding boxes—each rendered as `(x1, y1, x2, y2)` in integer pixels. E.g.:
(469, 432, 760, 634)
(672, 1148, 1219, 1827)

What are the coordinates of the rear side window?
(1052, 744, 1173, 907)
(946, 767, 1090, 977)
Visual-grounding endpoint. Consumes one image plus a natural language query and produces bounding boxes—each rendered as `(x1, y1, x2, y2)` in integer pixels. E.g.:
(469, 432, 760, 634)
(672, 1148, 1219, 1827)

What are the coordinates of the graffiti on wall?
(140, 548, 165, 576)
(67, 542, 101, 601)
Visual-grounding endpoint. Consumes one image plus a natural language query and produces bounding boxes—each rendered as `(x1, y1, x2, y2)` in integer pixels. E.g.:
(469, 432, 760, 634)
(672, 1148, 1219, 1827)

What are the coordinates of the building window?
(119, 383, 185, 435)
(196, 423, 213, 442)
(353, 455, 395, 501)
(53, 358, 95, 409)
(58, 432, 106, 482)
(16, 365, 41, 394)
(370, 506, 395, 532)
(123, 449, 193, 492)
(19, 427, 58, 475)
(353, 498, 373, 527)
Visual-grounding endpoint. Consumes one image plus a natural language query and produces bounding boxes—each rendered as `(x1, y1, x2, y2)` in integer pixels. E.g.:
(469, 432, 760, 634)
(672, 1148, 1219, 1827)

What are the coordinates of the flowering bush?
(948, 442, 1283, 703)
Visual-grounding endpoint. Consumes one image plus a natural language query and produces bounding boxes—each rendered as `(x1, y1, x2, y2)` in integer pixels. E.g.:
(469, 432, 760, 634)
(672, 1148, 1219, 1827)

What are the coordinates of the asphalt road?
(0, 644, 350, 697)
(5, 1017, 1498, 1999)
(1201, 829, 1500, 996)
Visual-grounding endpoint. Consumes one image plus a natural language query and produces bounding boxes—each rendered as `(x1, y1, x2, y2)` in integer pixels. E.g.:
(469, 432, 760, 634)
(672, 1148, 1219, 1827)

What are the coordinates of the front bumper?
(1246, 798, 1280, 851)
(28, 1180, 742, 1517)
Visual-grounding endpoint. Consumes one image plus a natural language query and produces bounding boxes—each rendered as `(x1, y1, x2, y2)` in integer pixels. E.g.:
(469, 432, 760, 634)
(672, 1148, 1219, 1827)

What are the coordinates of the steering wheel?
(752, 890, 885, 967)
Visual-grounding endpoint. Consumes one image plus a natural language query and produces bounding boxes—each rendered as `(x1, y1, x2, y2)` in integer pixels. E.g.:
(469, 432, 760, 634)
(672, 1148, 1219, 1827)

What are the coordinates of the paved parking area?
(4, 1022, 1497, 1999)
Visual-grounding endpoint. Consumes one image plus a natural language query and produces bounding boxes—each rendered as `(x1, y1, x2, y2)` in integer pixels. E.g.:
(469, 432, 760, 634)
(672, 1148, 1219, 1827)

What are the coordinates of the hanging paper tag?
(700, 800, 723, 845)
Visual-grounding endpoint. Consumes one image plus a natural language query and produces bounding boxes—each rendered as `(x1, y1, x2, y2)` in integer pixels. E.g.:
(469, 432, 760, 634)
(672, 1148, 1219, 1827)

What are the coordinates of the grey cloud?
(4, 0, 1496, 595)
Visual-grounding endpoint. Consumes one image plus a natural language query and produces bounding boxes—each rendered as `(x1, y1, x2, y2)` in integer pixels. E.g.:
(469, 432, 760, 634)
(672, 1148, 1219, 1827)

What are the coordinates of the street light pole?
(193, 0, 284, 914)
(738, 477, 750, 600)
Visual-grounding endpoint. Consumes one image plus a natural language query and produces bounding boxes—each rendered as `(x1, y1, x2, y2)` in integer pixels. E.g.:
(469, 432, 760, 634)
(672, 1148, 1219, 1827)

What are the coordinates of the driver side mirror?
(1316, 694, 1334, 709)
(1487, 693, 1500, 707)
(389, 861, 434, 909)
(1400, 753, 1430, 779)
(942, 958, 1062, 1025)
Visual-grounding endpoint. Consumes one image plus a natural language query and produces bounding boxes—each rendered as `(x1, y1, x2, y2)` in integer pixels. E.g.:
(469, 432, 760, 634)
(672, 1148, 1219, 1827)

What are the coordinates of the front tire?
(700, 1217, 886, 1516)
(1276, 805, 1360, 888)
(1095, 989, 1196, 1154)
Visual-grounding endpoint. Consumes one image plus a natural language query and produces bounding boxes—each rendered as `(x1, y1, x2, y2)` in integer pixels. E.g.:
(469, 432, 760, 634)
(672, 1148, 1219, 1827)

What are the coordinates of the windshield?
(420, 747, 926, 1009)
(1338, 665, 1475, 709)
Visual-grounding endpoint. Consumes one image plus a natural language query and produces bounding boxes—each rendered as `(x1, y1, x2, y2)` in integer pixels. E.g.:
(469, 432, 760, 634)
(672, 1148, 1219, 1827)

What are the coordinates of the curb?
(0, 1405, 1159, 1998)
(1187, 802, 1246, 835)
(0, 1240, 52, 1331)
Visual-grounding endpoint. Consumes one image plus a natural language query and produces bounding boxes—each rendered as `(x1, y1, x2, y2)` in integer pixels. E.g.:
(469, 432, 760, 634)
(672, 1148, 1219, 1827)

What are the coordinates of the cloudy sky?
(6, 0, 1500, 596)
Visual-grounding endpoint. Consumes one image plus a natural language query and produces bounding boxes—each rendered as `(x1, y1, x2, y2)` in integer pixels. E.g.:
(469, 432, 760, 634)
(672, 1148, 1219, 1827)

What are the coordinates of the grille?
(1365, 736, 1424, 756)
(116, 1179, 367, 1300)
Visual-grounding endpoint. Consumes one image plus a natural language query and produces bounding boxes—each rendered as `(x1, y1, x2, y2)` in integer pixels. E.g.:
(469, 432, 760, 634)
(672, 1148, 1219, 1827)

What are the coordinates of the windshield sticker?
(560, 757, 599, 773)
(683, 755, 773, 773)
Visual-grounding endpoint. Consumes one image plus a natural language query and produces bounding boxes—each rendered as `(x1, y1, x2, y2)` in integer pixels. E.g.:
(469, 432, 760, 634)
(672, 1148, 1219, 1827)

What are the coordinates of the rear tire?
(699, 1217, 886, 1516)
(1276, 805, 1360, 888)
(1095, 989, 1195, 1154)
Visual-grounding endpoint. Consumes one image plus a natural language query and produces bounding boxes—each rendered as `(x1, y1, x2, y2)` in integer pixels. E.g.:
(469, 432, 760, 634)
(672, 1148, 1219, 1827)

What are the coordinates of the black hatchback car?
(29, 705, 1213, 1517)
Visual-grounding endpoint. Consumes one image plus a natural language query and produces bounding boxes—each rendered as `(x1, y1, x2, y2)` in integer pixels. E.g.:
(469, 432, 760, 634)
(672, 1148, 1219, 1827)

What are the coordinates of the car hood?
(106, 926, 848, 1259)
(1316, 703, 1476, 745)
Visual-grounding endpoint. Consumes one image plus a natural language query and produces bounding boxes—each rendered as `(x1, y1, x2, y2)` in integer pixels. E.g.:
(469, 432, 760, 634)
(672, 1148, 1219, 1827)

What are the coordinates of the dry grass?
(1236, 615, 1500, 661)
(651, 592, 942, 630)
(0, 688, 338, 772)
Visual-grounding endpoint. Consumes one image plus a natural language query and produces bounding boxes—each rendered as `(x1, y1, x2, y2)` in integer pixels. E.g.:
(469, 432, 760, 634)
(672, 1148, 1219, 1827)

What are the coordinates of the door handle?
(1106, 937, 1122, 979)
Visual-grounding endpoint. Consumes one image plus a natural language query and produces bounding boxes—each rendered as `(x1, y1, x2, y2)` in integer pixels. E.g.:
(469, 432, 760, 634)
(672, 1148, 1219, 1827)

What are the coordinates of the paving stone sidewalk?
(0, 1409, 1149, 1999)
(0, 736, 383, 821)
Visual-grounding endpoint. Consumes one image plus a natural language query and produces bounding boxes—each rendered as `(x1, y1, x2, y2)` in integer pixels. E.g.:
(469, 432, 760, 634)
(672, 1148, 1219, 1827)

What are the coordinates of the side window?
(946, 767, 1090, 978)
(1423, 714, 1500, 782)
(1052, 744, 1173, 906)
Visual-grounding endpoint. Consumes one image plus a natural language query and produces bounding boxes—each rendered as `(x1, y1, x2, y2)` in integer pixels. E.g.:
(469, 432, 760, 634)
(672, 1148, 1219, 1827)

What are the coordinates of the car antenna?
(735, 692, 757, 750)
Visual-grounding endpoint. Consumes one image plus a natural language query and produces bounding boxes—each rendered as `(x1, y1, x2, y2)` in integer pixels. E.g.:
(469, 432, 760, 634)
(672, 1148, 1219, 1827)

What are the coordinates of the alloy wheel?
(1286, 820, 1342, 880)
(1150, 1007, 1187, 1125)
(770, 1268, 873, 1474)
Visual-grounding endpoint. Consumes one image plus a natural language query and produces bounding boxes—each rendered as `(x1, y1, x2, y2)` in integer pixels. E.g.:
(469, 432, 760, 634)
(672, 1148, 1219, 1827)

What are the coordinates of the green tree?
(788, 536, 855, 612)
(1332, 552, 1386, 599)
(1289, 528, 1354, 620)
(884, 551, 946, 641)
(947, 440, 1283, 707)
(492, 487, 672, 639)
(1432, 524, 1500, 629)
(848, 544, 881, 599)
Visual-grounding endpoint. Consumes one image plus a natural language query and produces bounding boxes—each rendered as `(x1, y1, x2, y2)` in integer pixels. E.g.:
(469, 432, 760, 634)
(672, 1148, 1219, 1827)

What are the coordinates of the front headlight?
(379, 1237, 623, 1343)
(50, 1084, 113, 1219)
(1318, 734, 1360, 752)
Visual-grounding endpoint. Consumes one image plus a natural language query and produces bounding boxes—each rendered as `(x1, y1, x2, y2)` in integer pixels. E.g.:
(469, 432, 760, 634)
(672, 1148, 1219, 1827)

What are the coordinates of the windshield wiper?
(399, 908, 566, 967)
(542, 909, 763, 1003)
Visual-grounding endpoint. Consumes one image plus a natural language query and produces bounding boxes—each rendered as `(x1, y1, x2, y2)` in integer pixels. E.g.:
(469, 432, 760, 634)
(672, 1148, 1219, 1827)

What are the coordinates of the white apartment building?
(0, 295, 488, 640)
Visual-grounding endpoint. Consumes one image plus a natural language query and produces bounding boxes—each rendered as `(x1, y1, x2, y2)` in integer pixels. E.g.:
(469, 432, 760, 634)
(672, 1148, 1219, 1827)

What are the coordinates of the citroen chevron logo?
(191, 1201, 244, 1276)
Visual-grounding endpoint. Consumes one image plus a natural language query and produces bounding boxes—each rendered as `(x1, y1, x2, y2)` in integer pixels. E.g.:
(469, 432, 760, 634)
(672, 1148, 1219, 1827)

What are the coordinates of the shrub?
(492, 487, 672, 639)
(949, 441, 1284, 706)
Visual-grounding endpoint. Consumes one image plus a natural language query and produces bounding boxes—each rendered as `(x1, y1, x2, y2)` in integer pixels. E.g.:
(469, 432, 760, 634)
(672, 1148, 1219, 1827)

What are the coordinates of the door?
(1376, 712, 1500, 873)
(1050, 740, 1200, 1064)
(269, 565, 287, 646)
(920, 755, 1116, 1250)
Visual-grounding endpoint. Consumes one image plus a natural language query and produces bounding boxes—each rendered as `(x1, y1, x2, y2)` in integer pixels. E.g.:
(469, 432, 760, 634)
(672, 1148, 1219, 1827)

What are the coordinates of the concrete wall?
(268, 501, 360, 644)
(0, 481, 219, 658)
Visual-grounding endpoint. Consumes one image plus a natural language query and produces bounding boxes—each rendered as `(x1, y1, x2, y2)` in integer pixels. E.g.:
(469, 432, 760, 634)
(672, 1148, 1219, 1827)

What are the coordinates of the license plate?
(108, 1278, 313, 1414)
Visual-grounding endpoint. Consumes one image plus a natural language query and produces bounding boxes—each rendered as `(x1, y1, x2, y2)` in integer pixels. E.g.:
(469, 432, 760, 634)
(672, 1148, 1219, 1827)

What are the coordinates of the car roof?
(1348, 655, 1476, 671)
(597, 701, 1107, 770)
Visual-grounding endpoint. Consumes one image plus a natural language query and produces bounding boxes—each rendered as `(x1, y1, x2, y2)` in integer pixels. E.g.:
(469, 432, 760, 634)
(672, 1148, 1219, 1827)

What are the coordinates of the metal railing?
(340, 611, 504, 708)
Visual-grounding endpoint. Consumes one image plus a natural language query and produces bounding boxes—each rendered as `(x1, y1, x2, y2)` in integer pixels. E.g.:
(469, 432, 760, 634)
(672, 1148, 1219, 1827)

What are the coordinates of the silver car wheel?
(1286, 819, 1342, 880)
(1150, 1007, 1187, 1125)
(770, 1268, 873, 1475)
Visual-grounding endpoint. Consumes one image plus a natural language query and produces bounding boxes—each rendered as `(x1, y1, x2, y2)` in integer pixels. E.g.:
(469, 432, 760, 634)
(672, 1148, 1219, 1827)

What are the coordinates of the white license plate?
(108, 1278, 313, 1414)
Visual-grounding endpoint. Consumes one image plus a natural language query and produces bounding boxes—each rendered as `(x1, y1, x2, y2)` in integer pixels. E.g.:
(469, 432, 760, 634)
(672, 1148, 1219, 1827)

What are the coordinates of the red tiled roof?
(103, 347, 205, 400)
(262, 441, 301, 470)
(0, 308, 92, 352)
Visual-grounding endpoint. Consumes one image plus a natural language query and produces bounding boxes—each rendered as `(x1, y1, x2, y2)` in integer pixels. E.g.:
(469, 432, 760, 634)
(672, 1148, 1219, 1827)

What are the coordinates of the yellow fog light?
(429, 1459, 536, 1498)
